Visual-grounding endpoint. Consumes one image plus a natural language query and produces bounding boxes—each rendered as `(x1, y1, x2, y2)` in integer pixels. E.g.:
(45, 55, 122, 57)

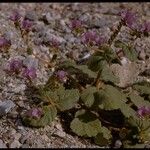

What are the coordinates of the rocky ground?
(0, 3, 150, 148)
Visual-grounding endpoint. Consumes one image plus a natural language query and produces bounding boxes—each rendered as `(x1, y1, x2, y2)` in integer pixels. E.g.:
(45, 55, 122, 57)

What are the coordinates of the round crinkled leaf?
(94, 127, 112, 146)
(133, 81, 150, 96)
(70, 109, 102, 137)
(22, 105, 57, 128)
(87, 55, 105, 72)
(77, 65, 97, 78)
(95, 85, 136, 118)
(81, 86, 97, 107)
(100, 65, 119, 84)
(114, 40, 138, 62)
(56, 88, 80, 111)
(128, 92, 150, 107)
(95, 85, 127, 110)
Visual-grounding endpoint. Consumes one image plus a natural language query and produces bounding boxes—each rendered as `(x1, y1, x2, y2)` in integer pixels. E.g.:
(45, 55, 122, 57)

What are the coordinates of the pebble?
(9, 140, 22, 148)
(53, 130, 66, 138)
(0, 100, 15, 117)
(114, 140, 122, 148)
(23, 55, 39, 69)
(14, 133, 22, 141)
(21, 144, 30, 148)
(25, 11, 37, 21)
(13, 84, 26, 94)
(138, 50, 146, 60)
(0, 139, 7, 148)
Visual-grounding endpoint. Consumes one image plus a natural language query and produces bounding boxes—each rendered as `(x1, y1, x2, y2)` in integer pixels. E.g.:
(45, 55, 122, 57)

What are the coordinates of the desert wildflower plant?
(3, 8, 150, 148)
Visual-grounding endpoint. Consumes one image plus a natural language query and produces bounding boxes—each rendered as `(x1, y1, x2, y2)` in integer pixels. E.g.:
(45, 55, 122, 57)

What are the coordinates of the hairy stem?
(108, 21, 123, 46)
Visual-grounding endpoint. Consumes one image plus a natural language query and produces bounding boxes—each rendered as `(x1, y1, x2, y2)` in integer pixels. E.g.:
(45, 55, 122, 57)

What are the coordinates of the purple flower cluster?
(0, 37, 11, 48)
(119, 9, 137, 28)
(141, 21, 150, 33)
(81, 31, 106, 46)
(137, 106, 150, 118)
(6, 59, 23, 74)
(119, 9, 150, 36)
(69, 19, 83, 30)
(49, 38, 60, 48)
(22, 67, 37, 80)
(4, 58, 37, 80)
(55, 70, 68, 83)
(9, 10, 21, 23)
(26, 108, 43, 119)
(21, 19, 33, 32)
(9, 11, 33, 32)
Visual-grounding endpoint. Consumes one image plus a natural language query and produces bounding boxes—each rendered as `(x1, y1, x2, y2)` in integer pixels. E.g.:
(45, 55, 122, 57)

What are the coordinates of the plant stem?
(108, 21, 123, 46)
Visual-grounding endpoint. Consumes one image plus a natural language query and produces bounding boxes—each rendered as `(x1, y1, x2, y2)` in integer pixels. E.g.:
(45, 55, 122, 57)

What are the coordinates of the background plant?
(6, 9, 150, 148)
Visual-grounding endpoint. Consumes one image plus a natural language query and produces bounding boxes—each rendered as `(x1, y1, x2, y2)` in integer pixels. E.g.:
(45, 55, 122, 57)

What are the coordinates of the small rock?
(53, 130, 66, 138)
(138, 50, 146, 60)
(0, 139, 7, 148)
(40, 13, 55, 26)
(23, 55, 39, 69)
(21, 144, 30, 148)
(14, 133, 22, 141)
(55, 123, 63, 131)
(114, 140, 122, 148)
(45, 13, 53, 24)
(13, 84, 26, 94)
(20, 135, 29, 144)
(9, 140, 22, 148)
(110, 62, 139, 88)
(0, 100, 15, 116)
(25, 11, 37, 21)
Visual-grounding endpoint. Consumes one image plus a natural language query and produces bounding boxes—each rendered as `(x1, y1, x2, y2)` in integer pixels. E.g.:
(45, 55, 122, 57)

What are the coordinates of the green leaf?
(127, 117, 150, 142)
(70, 109, 102, 137)
(114, 40, 138, 62)
(37, 88, 59, 103)
(81, 86, 98, 107)
(94, 126, 112, 146)
(59, 59, 76, 68)
(56, 87, 80, 111)
(100, 65, 119, 84)
(22, 105, 57, 128)
(44, 76, 62, 91)
(139, 120, 150, 142)
(59, 59, 97, 78)
(77, 65, 97, 78)
(35, 85, 79, 111)
(95, 85, 136, 118)
(133, 81, 150, 95)
(95, 85, 127, 110)
(128, 92, 150, 107)
(87, 55, 105, 72)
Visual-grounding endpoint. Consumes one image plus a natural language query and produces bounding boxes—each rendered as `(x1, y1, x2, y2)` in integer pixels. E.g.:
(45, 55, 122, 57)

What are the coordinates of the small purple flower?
(0, 37, 11, 48)
(119, 9, 137, 28)
(22, 67, 37, 80)
(50, 38, 60, 48)
(95, 36, 107, 46)
(81, 31, 106, 46)
(4, 59, 23, 74)
(141, 21, 150, 33)
(55, 70, 68, 83)
(9, 10, 21, 22)
(137, 106, 150, 118)
(26, 108, 43, 119)
(9, 59, 23, 73)
(21, 19, 33, 31)
(69, 19, 83, 30)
